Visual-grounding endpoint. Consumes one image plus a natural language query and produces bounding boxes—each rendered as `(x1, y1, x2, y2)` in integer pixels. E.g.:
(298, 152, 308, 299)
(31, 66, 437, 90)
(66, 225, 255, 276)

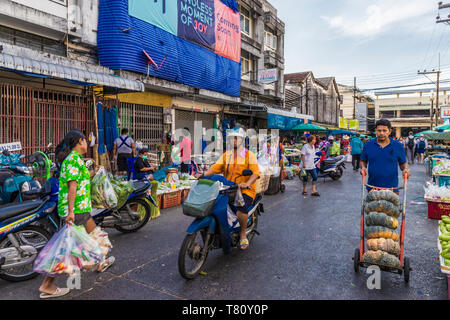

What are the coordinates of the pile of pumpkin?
(361, 190, 401, 268)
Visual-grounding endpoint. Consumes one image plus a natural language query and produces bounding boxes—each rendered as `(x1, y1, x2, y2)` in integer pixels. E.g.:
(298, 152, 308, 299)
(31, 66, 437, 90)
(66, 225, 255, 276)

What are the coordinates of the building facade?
(284, 71, 342, 127)
(375, 88, 450, 137)
(0, 0, 288, 155)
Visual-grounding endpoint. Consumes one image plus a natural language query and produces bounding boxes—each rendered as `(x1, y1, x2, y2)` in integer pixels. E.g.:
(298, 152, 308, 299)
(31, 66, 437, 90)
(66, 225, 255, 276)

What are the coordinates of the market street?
(0, 164, 446, 300)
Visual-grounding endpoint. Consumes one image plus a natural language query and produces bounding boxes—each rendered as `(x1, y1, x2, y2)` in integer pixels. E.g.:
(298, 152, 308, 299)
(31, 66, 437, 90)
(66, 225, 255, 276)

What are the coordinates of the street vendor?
(134, 148, 157, 181)
(360, 119, 410, 190)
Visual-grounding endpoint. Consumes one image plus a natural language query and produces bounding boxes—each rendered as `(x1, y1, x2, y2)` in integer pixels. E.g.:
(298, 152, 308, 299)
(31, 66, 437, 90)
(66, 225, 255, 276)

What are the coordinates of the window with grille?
(241, 51, 252, 81)
(240, 5, 252, 37)
(264, 27, 277, 52)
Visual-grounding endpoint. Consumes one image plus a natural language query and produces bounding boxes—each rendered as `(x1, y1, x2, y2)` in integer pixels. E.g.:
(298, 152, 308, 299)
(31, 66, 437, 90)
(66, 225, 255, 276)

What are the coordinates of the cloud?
(322, 0, 434, 37)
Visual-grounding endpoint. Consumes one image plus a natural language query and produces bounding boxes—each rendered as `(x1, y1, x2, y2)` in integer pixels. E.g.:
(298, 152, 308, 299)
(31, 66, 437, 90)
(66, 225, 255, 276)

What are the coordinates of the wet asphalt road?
(0, 163, 447, 300)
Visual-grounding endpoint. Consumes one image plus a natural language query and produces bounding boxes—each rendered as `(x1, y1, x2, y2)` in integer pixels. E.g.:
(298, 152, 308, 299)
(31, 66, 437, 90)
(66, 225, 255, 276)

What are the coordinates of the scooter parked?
(314, 151, 346, 181)
(178, 170, 264, 279)
(0, 150, 33, 205)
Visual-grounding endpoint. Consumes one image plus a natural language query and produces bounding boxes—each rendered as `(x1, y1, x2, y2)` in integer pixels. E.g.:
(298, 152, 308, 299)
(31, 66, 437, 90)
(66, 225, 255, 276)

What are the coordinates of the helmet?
(227, 127, 246, 139)
(328, 135, 334, 141)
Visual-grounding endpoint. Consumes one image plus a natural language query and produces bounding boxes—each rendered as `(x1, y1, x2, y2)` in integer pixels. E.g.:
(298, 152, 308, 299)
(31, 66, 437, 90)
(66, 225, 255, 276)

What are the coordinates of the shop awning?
(292, 123, 327, 132)
(0, 52, 144, 92)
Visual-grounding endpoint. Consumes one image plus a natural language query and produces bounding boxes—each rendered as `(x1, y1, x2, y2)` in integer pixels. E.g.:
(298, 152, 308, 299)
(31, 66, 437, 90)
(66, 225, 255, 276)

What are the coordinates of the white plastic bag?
(234, 188, 245, 207)
(91, 167, 118, 209)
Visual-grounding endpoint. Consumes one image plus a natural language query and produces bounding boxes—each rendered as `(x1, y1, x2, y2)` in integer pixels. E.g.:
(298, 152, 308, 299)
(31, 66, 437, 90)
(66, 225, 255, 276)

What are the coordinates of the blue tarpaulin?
(97, 103, 105, 154)
(97, 0, 241, 97)
(104, 107, 119, 152)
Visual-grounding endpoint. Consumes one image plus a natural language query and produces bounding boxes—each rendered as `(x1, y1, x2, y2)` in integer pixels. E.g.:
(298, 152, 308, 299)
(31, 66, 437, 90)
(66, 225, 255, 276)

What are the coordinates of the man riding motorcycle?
(198, 127, 260, 250)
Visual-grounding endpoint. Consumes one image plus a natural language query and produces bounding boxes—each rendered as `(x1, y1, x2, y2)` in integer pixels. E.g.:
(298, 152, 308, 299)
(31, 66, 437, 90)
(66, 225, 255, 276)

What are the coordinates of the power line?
(359, 79, 450, 92)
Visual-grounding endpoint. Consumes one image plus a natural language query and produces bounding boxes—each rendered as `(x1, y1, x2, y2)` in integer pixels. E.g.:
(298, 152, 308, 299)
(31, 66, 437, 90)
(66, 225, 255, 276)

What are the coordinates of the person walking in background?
(405, 132, 415, 165)
(416, 134, 428, 164)
(113, 128, 136, 176)
(341, 135, 350, 155)
(179, 127, 193, 174)
(350, 133, 364, 171)
(301, 135, 320, 197)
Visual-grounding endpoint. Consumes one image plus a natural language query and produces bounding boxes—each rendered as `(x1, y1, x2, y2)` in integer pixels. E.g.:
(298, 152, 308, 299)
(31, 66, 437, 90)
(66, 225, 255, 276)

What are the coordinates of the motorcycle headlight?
(21, 180, 42, 193)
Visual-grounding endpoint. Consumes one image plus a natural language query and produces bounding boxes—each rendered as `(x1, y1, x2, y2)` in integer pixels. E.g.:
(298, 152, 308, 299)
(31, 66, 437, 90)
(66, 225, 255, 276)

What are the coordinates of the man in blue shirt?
(360, 119, 410, 189)
(350, 133, 364, 171)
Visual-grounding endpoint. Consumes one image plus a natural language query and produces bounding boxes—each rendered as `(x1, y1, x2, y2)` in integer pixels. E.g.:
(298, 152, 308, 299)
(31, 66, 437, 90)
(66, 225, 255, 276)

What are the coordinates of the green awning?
(292, 123, 327, 132)
(421, 131, 450, 141)
(414, 130, 436, 137)
(435, 124, 450, 130)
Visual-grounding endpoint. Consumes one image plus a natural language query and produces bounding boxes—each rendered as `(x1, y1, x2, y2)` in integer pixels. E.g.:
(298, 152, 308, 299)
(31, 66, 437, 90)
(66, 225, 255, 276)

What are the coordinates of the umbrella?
(291, 123, 327, 132)
(434, 123, 450, 130)
(414, 130, 436, 137)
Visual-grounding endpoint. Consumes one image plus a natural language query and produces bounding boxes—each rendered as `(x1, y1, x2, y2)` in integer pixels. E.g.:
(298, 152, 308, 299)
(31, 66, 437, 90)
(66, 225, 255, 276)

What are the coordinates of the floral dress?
(58, 150, 92, 217)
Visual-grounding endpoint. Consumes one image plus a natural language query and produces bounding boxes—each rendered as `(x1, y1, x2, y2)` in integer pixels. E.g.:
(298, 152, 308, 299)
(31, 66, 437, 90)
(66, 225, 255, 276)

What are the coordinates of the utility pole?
(418, 59, 441, 128)
(353, 77, 356, 120)
(430, 96, 435, 130)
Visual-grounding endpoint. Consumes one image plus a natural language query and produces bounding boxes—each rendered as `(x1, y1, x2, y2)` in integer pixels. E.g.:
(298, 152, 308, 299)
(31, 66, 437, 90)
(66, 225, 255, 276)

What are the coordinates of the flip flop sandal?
(311, 192, 321, 197)
(98, 256, 115, 273)
(302, 191, 307, 195)
(240, 238, 249, 250)
(39, 287, 70, 299)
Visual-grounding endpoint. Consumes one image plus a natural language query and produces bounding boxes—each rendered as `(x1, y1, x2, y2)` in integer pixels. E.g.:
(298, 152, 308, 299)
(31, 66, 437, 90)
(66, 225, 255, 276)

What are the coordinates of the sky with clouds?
(269, 0, 450, 90)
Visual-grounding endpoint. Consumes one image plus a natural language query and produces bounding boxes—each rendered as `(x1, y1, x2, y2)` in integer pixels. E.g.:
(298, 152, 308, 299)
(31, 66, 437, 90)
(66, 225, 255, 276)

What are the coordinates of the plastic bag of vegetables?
(91, 167, 118, 209)
(110, 178, 136, 209)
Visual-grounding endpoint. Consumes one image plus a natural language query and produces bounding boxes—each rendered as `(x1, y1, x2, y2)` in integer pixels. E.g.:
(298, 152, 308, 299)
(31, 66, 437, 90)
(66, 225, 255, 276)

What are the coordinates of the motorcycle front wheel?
(178, 230, 211, 280)
(0, 225, 51, 282)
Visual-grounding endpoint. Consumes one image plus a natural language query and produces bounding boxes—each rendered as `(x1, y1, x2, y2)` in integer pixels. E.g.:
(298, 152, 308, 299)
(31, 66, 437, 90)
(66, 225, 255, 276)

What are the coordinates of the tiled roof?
(284, 72, 312, 84)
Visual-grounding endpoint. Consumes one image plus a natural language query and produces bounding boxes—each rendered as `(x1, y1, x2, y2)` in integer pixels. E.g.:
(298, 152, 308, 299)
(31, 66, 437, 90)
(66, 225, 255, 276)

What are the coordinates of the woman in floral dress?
(38, 130, 115, 299)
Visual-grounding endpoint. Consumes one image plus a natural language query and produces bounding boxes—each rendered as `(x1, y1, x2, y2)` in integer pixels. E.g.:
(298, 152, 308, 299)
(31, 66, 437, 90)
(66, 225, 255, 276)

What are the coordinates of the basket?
(255, 174, 270, 194)
(427, 199, 450, 220)
(161, 191, 182, 209)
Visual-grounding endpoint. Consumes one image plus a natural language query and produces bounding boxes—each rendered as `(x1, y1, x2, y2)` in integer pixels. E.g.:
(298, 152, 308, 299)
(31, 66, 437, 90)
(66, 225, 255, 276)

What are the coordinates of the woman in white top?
(301, 135, 320, 196)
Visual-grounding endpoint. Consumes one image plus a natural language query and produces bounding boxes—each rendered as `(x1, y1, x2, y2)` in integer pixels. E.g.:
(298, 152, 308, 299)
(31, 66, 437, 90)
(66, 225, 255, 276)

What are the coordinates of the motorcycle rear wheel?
(178, 230, 211, 280)
(330, 167, 343, 181)
(115, 198, 151, 233)
(0, 225, 51, 282)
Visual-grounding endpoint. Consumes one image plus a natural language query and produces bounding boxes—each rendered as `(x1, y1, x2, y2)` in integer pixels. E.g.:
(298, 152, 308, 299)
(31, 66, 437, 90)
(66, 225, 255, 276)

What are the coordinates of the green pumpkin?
(362, 250, 401, 268)
(365, 200, 400, 218)
(365, 212, 399, 229)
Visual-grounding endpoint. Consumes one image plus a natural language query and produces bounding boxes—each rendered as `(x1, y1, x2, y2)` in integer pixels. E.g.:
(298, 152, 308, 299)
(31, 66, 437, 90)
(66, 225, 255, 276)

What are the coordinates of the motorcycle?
(90, 179, 157, 233)
(314, 151, 346, 181)
(0, 180, 59, 282)
(0, 150, 34, 205)
(178, 170, 264, 279)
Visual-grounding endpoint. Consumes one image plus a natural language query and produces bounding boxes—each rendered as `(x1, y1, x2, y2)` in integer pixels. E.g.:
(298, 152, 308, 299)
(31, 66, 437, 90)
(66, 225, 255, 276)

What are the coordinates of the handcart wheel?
(403, 257, 410, 283)
(354, 248, 360, 272)
(280, 184, 286, 193)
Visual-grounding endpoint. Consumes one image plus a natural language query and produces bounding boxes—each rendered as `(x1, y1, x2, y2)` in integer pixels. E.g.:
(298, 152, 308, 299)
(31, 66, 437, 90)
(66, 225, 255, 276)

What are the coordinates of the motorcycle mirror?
(242, 169, 253, 177)
(2, 150, 10, 156)
(47, 143, 53, 148)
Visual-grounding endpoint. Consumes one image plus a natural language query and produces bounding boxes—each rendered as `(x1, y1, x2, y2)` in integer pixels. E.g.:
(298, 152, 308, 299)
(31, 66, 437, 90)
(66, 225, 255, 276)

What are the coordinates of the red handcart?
(353, 172, 412, 283)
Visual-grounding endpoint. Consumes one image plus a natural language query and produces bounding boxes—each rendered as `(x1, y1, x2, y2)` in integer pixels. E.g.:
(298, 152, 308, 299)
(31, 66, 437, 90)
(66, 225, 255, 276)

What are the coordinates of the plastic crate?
(427, 200, 450, 220)
(161, 191, 182, 209)
(437, 175, 450, 187)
